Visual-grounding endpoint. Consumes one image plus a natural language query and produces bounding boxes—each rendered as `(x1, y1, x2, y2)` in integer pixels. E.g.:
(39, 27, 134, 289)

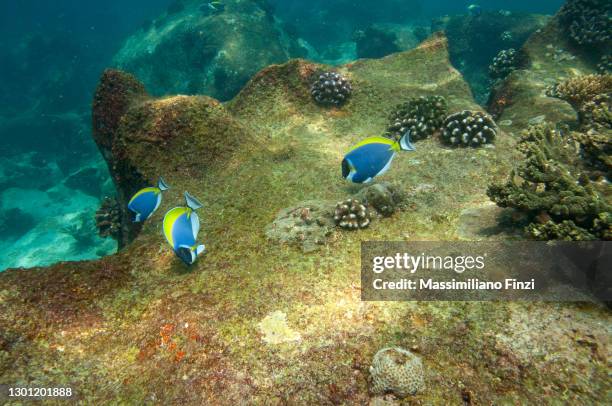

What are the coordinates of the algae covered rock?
(265, 200, 336, 253)
(369, 347, 424, 398)
(441, 110, 497, 147)
(384, 96, 448, 141)
(353, 182, 406, 217)
(487, 124, 611, 240)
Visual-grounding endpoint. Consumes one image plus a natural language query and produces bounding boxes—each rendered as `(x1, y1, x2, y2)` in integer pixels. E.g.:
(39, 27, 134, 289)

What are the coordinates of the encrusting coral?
(310, 71, 352, 107)
(369, 347, 425, 398)
(558, 0, 612, 46)
(489, 48, 520, 80)
(95, 197, 121, 240)
(384, 96, 448, 141)
(334, 199, 371, 230)
(487, 124, 611, 240)
(441, 110, 497, 147)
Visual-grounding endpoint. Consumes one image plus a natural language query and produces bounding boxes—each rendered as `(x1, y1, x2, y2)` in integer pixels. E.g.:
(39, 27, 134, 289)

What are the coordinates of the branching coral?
(334, 199, 370, 230)
(384, 96, 448, 141)
(545, 74, 612, 111)
(310, 71, 352, 107)
(489, 48, 520, 79)
(441, 110, 497, 147)
(487, 124, 611, 240)
(598, 54, 612, 74)
(558, 0, 612, 46)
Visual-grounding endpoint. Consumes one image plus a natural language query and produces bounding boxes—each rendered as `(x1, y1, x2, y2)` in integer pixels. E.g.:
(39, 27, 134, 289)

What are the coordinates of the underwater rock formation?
(558, 0, 612, 46)
(334, 199, 370, 230)
(0, 208, 35, 240)
(353, 25, 400, 59)
(113, 0, 301, 101)
(487, 124, 611, 240)
(95, 197, 121, 241)
(489, 48, 521, 80)
(310, 71, 352, 107)
(384, 96, 448, 141)
(441, 110, 497, 147)
(369, 347, 424, 398)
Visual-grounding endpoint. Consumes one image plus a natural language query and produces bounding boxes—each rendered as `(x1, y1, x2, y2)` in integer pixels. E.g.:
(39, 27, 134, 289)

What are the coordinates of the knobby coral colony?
(489, 48, 519, 80)
(95, 197, 121, 240)
(384, 96, 448, 141)
(441, 110, 497, 147)
(310, 71, 352, 107)
(558, 0, 612, 46)
(334, 199, 370, 230)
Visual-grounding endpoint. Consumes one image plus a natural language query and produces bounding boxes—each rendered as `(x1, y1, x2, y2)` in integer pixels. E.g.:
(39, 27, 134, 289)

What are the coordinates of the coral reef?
(95, 197, 121, 241)
(369, 347, 424, 398)
(581, 94, 612, 130)
(487, 124, 611, 240)
(558, 0, 612, 46)
(310, 71, 352, 107)
(441, 110, 497, 147)
(489, 49, 521, 80)
(384, 96, 448, 141)
(334, 199, 371, 230)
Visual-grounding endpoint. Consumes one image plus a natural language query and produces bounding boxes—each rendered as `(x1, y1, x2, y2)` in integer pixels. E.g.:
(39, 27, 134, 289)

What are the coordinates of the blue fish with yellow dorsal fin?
(163, 192, 206, 265)
(342, 131, 415, 183)
(127, 177, 170, 222)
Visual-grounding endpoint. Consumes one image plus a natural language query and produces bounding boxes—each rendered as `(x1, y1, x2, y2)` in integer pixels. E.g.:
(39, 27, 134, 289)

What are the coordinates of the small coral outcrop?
(441, 110, 497, 147)
(489, 48, 520, 80)
(265, 201, 336, 253)
(384, 96, 448, 141)
(558, 0, 612, 46)
(487, 124, 611, 240)
(310, 71, 352, 107)
(334, 199, 370, 230)
(95, 197, 121, 241)
(369, 347, 425, 398)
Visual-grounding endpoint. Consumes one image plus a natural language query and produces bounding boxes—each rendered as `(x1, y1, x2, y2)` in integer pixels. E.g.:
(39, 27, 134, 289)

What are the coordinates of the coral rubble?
(310, 71, 352, 107)
(384, 96, 448, 141)
(487, 124, 611, 240)
(369, 347, 424, 398)
(334, 199, 370, 230)
(441, 110, 497, 147)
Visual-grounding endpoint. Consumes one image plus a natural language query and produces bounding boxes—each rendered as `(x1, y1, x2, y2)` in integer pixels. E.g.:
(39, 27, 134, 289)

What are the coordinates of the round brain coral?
(310, 71, 352, 107)
(334, 199, 370, 230)
(369, 347, 425, 398)
(384, 96, 448, 141)
(441, 110, 497, 147)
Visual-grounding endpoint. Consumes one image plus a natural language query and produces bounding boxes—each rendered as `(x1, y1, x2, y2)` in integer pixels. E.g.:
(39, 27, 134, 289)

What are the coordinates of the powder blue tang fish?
(342, 131, 415, 183)
(163, 192, 206, 266)
(127, 177, 170, 222)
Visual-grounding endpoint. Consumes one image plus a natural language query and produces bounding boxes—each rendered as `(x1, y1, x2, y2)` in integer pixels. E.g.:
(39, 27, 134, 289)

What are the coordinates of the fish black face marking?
(341, 158, 351, 179)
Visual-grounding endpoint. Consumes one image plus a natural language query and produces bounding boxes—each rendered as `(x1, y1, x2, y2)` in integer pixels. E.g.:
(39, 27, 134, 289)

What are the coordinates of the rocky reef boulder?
(112, 0, 302, 101)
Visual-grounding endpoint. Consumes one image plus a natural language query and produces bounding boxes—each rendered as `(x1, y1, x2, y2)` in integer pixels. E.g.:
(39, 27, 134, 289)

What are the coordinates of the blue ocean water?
(0, 0, 565, 271)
